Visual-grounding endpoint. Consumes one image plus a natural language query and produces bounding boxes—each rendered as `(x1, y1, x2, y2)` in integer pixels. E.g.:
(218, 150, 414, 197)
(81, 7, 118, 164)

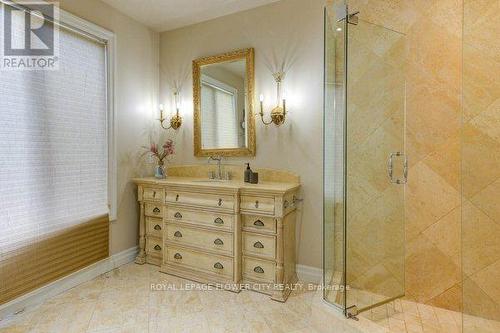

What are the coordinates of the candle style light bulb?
(259, 94, 264, 102)
(174, 93, 181, 111)
(159, 104, 164, 122)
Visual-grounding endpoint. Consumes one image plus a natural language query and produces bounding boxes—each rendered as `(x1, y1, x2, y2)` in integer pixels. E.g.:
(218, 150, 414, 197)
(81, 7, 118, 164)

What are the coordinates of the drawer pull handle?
(218, 198, 223, 207)
(174, 212, 182, 219)
(175, 194, 179, 201)
(154, 224, 161, 231)
(214, 238, 224, 245)
(153, 207, 161, 214)
(253, 220, 264, 227)
(174, 253, 182, 260)
(254, 266, 264, 274)
(214, 262, 224, 270)
(253, 241, 264, 249)
(255, 200, 259, 208)
(174, 231, 182, 238)
(154, 245, 161, 251)
(153, 191, 156, 198)
(214, 217, 224, 225)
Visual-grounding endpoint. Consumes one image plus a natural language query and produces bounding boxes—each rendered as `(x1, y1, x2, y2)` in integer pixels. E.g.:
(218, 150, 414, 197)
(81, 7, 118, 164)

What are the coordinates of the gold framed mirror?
(193, 48, 256, 157)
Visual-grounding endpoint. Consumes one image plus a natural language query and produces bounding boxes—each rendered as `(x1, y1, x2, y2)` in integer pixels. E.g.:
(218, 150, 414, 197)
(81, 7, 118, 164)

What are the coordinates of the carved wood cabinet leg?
(272, 217, 285, 300)
(135, 202, 146, 264)
(233, 213, 242, 291)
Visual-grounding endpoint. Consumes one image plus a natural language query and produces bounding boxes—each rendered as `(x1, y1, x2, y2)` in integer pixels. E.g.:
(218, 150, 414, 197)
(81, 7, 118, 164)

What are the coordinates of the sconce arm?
(158, 109, 182, 130)
(158, 117, 173, 130)
(259, 101, 286, 126)
(259, 112, 274, 125)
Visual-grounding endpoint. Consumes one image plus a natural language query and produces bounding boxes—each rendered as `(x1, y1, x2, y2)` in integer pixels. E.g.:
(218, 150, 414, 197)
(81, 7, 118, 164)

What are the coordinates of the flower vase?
(154, 161, 166, 179)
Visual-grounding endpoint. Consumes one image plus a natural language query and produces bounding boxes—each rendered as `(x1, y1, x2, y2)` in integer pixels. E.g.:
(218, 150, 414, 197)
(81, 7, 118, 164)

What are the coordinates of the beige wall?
(159, 0, 325, 268)
(58, 0, 160, 255)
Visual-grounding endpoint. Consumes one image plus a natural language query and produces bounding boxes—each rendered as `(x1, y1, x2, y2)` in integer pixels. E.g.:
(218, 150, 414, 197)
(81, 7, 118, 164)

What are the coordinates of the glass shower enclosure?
(323, 0, 407, 317)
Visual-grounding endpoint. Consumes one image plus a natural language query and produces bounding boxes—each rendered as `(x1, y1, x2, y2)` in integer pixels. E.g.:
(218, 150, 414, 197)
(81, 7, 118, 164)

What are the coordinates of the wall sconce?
(158, 91, 182, 130)
(259, 72, 287, 126)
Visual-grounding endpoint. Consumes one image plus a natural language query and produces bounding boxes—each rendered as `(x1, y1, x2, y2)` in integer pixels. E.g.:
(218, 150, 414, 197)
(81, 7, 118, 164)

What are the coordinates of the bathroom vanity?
(134, 165, 300, 302)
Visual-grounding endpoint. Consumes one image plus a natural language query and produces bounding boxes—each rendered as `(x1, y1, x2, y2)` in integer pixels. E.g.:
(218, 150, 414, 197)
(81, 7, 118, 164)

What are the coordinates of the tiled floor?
(360, 297, 500, 333)
(2, 263, 499, 333)
(324, 276, 500, 333)
(0, 263, 318, 333)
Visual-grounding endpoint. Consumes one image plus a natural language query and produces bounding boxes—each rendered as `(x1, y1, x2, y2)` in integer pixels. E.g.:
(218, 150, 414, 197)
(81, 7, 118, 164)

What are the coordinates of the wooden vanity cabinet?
(162, 185, 240, 289)
(239, 188, 298, 301)
(134, 173, 300, 302)
(135, 187, 165, 266)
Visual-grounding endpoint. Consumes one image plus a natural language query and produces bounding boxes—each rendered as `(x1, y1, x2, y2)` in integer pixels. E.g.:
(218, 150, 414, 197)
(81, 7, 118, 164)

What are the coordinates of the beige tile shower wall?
(345, 0, 464, 311)
(462, 0, 500, 322)
(344, 19, 406, 302)
(159, 0, 325, 269)
(58, 0, 160, 255)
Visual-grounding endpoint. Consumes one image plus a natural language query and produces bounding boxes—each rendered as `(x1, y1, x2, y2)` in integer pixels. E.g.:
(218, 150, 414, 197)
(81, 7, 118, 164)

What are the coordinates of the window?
(0, 2, 115, 305)
(201, 74, 239, 148)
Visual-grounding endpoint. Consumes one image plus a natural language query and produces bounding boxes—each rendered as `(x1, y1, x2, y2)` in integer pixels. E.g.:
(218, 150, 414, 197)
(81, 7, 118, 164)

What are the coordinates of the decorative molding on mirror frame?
(193, 48, 256, 157)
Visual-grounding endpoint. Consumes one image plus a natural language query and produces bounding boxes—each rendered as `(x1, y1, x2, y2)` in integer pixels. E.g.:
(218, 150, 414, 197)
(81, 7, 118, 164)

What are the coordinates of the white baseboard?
(296, 264, 323, 283)
(0, 246, 138, 320)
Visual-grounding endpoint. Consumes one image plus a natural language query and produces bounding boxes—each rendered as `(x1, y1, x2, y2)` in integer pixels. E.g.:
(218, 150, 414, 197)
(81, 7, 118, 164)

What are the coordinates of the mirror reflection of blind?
(201, 81, 238, 148)
(0, 4, 109, 305)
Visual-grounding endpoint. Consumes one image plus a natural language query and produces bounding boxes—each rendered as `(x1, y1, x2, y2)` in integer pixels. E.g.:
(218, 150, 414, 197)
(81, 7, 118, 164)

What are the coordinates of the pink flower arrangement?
(143, 139, 175, 165)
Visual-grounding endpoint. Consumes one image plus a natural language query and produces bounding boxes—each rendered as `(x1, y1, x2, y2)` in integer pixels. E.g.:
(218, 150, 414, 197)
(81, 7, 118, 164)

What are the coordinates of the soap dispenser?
(244, 163, 252, 183)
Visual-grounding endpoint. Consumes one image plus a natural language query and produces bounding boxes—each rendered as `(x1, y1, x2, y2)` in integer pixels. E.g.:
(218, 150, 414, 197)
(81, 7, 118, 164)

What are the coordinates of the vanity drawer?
(146, 217, 163, 238)
(242, 232, 276, 260)
(166, 191, 235, 211)
(142, 187, 164, 202)
(240, 195, 275, 214)
(243, 256, 275, 283)
(166, 208, 234, 231)
(145, 203, 164, 218)
(165, 246, 233, 279)
(146, 236, 163, 258)
(165, 224, 233, 256)
(242, 215, 276, 234)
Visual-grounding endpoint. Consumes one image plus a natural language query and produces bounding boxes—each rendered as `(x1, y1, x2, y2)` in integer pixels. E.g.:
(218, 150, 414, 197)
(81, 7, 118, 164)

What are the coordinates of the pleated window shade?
(201, 79, 239, 149)
(0, 6, 109, 305)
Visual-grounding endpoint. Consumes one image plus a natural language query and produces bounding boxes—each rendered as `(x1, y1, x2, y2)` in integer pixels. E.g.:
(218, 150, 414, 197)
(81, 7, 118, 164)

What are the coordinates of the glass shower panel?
(323, 1, 347, 311)
(345, 18, 406, 314)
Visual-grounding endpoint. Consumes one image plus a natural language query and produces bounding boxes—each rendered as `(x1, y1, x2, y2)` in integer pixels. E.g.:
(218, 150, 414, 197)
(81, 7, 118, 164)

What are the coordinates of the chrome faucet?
(208, 155, 223, 179)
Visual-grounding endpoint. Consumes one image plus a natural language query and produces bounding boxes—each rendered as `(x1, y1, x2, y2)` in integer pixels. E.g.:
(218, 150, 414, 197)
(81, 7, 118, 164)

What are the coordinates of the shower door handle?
(387, 153, 395, 181)
(387, 152, 408, 185)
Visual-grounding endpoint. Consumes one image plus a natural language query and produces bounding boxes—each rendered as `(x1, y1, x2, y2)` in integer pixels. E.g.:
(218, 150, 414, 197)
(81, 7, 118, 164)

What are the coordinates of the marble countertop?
(133, 176, 300, 194)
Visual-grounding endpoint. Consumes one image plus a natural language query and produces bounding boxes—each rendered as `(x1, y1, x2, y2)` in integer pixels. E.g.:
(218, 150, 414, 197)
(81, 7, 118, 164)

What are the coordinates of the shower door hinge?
(346, 305, 359, 321)
(347, 11, 359, 25)
(334, 4, 359, 25)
